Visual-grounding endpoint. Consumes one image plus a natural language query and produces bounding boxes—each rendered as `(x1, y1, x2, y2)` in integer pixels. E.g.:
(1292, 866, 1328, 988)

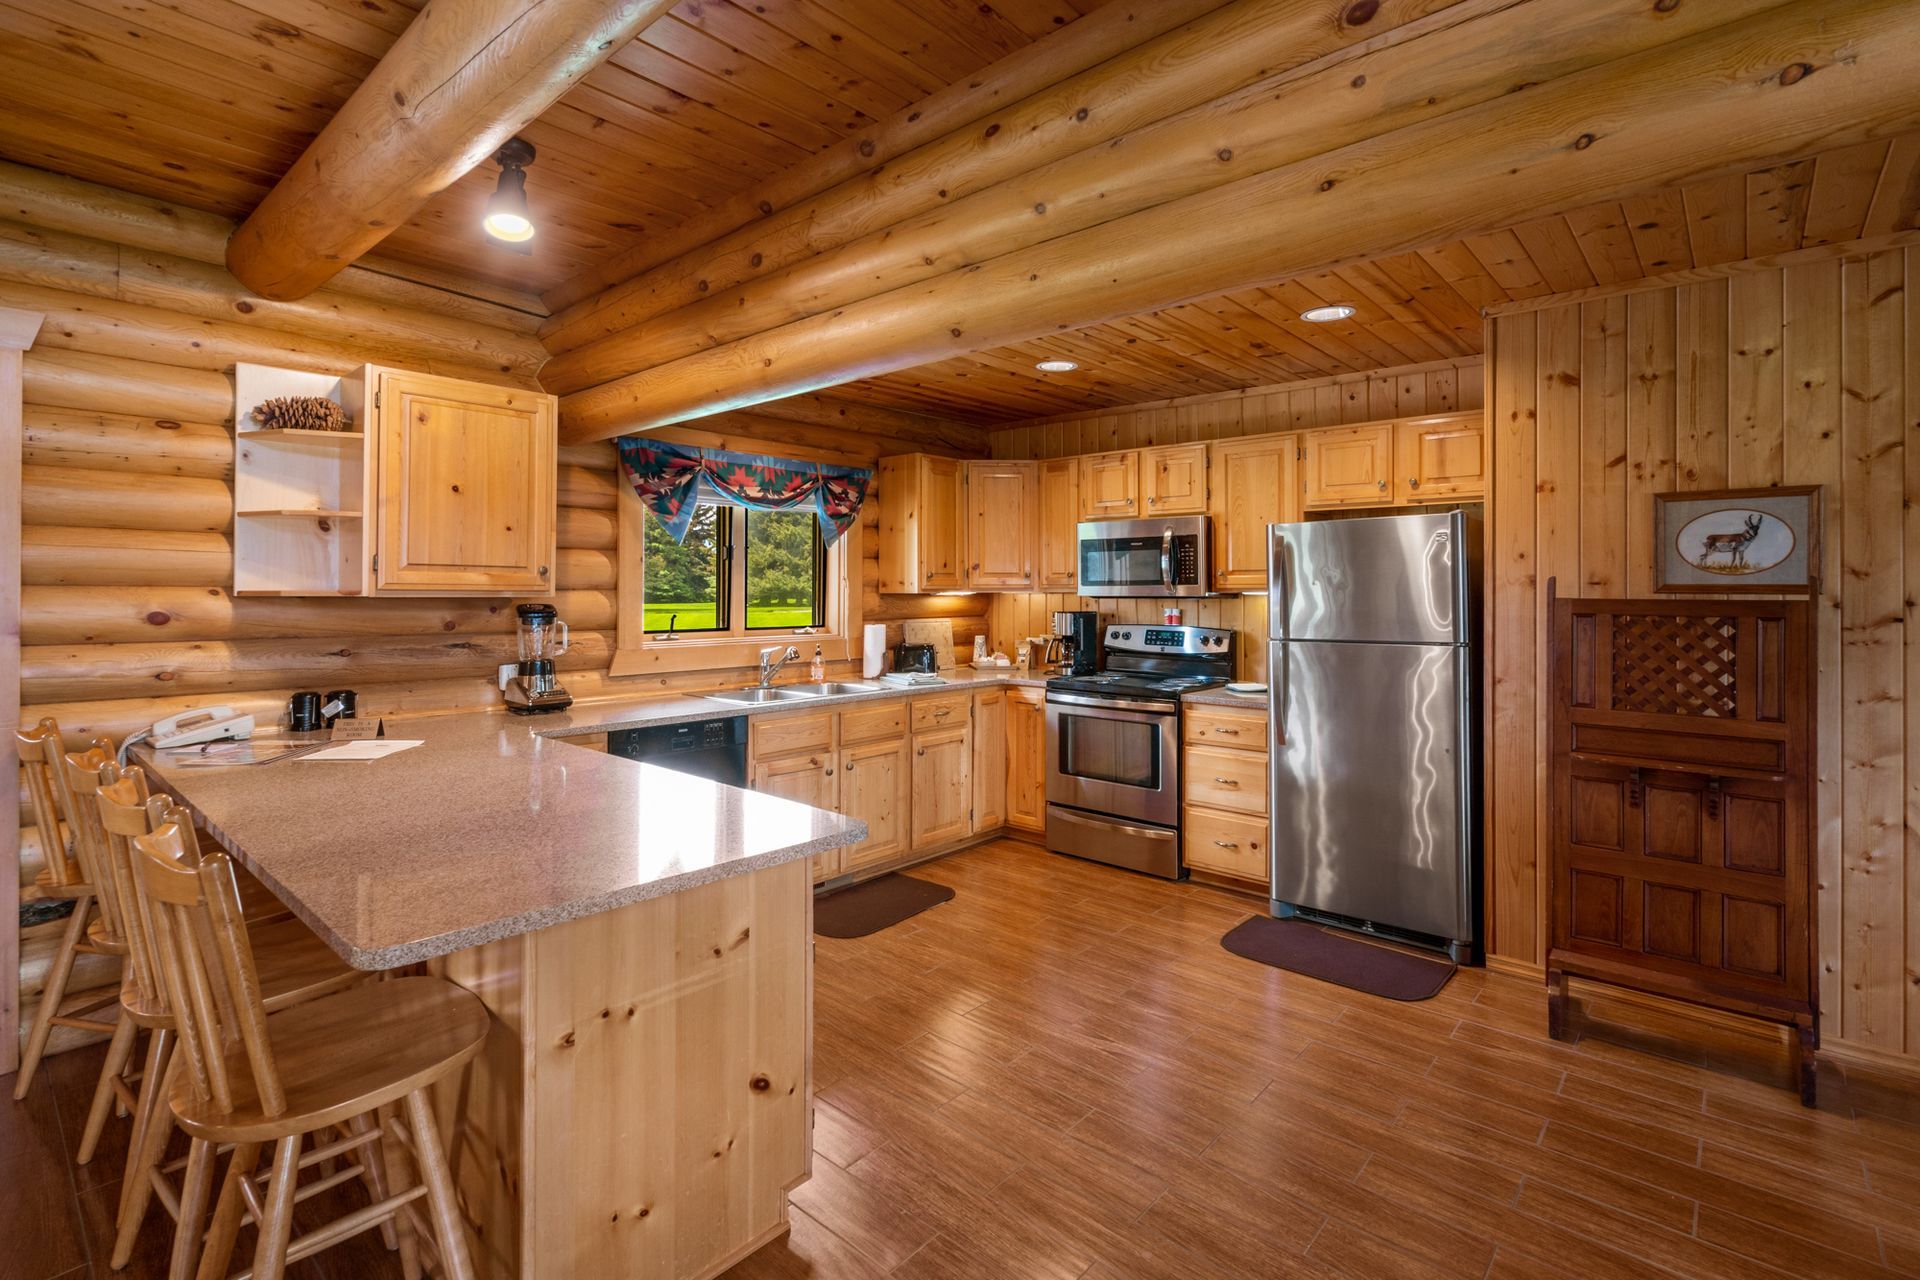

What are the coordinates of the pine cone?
(250, 396, 349, 432)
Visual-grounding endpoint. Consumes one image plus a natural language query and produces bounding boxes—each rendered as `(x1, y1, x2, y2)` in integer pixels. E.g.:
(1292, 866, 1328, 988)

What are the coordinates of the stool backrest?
(134, 823, 283, 1118)
(17, 718, 107, 889)
(97, 768, 164, 1011)
(60, 747, 128, 944)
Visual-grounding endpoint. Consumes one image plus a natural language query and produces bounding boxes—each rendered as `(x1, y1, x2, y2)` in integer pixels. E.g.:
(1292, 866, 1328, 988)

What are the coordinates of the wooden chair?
(85, 773, 370, 1272)
(11, 723, 120, 1099)
(134, 822, 487, 1280)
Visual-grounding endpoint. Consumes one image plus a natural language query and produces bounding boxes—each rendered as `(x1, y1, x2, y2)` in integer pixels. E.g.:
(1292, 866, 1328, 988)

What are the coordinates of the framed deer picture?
(1652, 486, 1821, 594)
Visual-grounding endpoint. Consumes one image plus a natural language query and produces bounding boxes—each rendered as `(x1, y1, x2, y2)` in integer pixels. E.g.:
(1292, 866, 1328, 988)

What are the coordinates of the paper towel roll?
(862, 623, 887, 678)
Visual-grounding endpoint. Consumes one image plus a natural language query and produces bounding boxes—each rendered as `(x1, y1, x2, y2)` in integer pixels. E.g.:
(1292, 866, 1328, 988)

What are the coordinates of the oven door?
(1045, 693, 1179, 827)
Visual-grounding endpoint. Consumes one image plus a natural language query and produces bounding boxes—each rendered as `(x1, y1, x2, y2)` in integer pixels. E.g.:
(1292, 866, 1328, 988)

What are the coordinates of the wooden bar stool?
(134, 822, 487, 1280)
(12, 723, 120, 1100)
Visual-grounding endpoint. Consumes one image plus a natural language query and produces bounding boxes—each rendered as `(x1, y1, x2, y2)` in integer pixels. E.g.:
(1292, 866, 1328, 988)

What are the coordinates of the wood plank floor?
(6, 837, 1918, 1279)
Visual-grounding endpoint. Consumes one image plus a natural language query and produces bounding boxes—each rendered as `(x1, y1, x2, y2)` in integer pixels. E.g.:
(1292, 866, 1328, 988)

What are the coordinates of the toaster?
(891, 642, 937, 674)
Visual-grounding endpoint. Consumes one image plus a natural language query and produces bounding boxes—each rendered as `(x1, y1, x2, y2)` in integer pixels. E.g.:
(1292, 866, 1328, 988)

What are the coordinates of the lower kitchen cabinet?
(1182, 702, 1270, 887)
(749, 740, 842, 882)
(912, 721, 973, 851)
(971, 687, 1007, 833)
(1005, 686, 1046, 834)
(839, 735, 911, 872)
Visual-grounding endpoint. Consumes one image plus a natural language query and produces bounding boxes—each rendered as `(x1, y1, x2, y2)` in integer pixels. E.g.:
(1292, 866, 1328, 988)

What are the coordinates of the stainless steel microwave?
(1076, 515, 1212, 597)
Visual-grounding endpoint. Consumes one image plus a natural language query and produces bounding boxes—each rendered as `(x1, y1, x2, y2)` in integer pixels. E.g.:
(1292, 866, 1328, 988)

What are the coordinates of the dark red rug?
(1221, 916, 1455, 1001)
(814, 873, 955, 938)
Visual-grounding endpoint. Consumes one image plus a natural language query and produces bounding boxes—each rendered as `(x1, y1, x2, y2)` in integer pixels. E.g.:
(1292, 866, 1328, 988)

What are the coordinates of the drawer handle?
(1213, 777, 1240, 787)
(1213, 839, 1239, 849)
(1705, 776, 1721, 819)
(933, 707, 952, 718)
(1212, 727, 1240, 735)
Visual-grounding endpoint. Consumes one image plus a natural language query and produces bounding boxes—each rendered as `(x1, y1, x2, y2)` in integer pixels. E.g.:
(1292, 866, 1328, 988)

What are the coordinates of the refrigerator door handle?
(1274, 642, 1289, 745)
(1423, 527, 1454, 636)
(1273, 532, 1293, 638)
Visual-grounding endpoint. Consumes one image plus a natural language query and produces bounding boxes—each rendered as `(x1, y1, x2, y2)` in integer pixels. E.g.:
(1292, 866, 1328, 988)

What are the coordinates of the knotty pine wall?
(1486, 246, 1919, 1062)
(5, 167, 988, 1061)
(981, 359, 1485, 681)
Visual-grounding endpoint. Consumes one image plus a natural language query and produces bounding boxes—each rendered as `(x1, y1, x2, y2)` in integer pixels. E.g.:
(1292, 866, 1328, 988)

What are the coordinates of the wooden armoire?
(1547, 594, 1819, 1103)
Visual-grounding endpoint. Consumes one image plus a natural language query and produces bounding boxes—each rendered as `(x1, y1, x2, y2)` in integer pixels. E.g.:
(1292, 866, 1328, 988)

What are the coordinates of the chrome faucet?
(757, 645, 801, 688)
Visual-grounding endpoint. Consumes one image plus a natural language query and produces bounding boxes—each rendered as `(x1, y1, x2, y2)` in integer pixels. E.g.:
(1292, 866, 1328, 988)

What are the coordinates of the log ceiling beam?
(556, 0, 1920, 443)
(225, 0, 676, 301)
(537, 0, 1794, 399)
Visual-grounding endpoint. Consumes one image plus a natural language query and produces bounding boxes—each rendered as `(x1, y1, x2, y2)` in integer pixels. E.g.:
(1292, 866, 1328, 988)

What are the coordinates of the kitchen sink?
(703, 687, 818, 705)
(781, 682, 887, 697)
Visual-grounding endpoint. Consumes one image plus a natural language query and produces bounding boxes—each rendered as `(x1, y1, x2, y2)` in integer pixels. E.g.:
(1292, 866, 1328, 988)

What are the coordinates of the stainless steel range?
(1045, 623, 1235, 879)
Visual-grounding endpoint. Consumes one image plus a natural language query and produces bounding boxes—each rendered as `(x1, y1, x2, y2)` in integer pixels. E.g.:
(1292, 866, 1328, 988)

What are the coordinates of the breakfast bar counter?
(136, 703, 869, 1280)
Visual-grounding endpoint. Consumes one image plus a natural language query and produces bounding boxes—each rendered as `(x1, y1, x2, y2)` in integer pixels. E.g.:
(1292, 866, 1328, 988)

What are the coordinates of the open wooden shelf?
(233, 363, 371, 596)
(236, 509, 363, 518)
(240, 428, 367, 442)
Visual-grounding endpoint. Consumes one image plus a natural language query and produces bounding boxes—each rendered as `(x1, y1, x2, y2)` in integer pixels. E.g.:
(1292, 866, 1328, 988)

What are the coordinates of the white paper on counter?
(299, 739, 424, 761)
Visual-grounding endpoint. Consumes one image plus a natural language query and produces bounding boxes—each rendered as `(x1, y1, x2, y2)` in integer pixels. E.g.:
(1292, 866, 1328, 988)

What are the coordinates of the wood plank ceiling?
(0, 0, 1110, 296)
(824, 134, 1920, 424)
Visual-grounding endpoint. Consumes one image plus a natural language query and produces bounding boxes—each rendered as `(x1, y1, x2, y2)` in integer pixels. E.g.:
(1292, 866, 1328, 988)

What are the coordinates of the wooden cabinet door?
(1303, 423, 1395, 509)
(911, 724, 972, 850)
(1396, 414, 1485, 503)
(1209, 434, 1298, 592)
(917, 456, 966, 591)
(750, 749, 840, 881)
(1141, 443, 1208, 515)
(1036, 459, 1081, 591)
(374, 370, 556, 594)
(1005, 687, 1046, 833)
(965, 461, 1036, 589)
(1080, 451, 1140, 518)
(970, 687, 1006, 832)
(839, 736, 910, 872)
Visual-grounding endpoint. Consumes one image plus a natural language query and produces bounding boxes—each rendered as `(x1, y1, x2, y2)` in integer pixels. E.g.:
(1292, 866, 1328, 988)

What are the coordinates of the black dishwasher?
(607, 717, 748, 787)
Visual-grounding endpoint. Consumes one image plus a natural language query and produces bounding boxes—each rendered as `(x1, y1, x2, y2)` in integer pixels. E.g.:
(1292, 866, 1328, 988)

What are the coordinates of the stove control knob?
(1121, 631, 1132, 640)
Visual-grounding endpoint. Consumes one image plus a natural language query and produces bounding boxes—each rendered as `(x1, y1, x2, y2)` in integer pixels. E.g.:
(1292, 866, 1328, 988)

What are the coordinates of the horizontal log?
(556, 464, 616, 511)
(559, 0, 1920, 438)
(23, 464, 231, 532)
(556, 505, 615, 550)
(0, 158, 230, 264)
(25, 348, 231, 424)
(22, 629, 617, 702)
(20, 587, 617, 644)
(557, 440, 618, 469)
(537, 0, 1231, 316)
(23, 526, 233, 587)
(543, 0, 1787, 396)
(23, 406, 232, 478)
(20, 919, 120, 1003)
(553, 547, 616, 591)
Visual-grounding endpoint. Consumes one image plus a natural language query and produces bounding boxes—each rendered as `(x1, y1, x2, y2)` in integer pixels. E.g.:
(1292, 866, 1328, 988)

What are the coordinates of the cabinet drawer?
(1183, 807, 1267, 882)
(838, 700, 906, 745)
(1183, 705, 1267, 752)
(750, 710, 833, 759)
(1185, 745, 1268, 816)
(911, 692, 971, 732)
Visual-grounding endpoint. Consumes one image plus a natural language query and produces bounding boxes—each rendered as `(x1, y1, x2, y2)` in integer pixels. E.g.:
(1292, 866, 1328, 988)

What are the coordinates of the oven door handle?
(1161, 528, 1174, 591)
(1046, 692, 1178, 716)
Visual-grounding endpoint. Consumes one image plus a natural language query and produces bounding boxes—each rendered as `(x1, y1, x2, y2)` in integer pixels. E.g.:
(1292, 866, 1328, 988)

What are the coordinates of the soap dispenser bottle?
(808, 644, 825, 682)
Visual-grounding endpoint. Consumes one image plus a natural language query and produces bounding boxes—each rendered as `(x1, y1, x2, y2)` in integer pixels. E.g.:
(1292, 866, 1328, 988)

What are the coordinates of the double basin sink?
(704, 681, 888, 705)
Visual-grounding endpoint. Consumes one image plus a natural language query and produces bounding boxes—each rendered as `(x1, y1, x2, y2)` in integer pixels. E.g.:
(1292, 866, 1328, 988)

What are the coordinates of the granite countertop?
(135, 671, 1049, 971)
(1182, 687, 1270, 710)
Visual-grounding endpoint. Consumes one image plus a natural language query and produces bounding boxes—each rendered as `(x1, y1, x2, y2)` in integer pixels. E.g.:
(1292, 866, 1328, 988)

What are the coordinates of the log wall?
(5, 168, 988, 1065)
(981, 358, 1485, 682)
(1485, 246, 1919, 1064)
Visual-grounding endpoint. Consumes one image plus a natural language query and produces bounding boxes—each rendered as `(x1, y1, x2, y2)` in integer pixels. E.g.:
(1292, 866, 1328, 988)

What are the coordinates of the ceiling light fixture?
(1300, 303, 1356, 323)
(483, 137, 537, 245)
(1034, 359, 1079, 373)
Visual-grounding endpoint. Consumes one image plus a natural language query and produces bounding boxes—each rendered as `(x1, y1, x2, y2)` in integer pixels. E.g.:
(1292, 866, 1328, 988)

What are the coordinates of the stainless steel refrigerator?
(1267, 510, 1480, 962)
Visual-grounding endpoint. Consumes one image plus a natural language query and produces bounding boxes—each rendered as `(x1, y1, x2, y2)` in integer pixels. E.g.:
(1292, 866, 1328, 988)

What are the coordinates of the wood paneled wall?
(981, 358, 1485, 680)
(1486, 247, 1918, 1061)
(5, 169, 987, 1064)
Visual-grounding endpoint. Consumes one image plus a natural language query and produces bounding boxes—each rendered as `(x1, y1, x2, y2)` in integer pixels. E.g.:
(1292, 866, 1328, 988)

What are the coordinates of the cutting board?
(902, 619, 956, 671)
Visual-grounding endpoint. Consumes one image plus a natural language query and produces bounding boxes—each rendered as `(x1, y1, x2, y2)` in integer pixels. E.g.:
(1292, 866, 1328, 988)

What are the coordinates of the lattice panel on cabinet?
(1611, 615, 1737, 717)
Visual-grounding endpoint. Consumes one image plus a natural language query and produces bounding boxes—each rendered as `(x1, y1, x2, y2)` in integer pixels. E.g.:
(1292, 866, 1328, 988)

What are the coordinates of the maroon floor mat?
(814, 872, 954, 938)
(1221, 916, 1455, 1001)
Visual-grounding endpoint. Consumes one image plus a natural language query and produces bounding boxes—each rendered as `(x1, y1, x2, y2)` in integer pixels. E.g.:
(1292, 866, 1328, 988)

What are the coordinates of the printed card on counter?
(300, 739, 423, 762)
(328, 717, 383, 741)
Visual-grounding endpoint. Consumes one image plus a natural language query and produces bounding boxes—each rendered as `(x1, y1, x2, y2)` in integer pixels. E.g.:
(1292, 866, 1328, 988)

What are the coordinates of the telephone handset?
(118, 705, 257, 764)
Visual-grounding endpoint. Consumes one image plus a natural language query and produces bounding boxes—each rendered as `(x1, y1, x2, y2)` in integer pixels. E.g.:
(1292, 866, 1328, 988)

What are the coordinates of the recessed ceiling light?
(1300, 303, 1356, 323)
(1034, 359, 1079, 373)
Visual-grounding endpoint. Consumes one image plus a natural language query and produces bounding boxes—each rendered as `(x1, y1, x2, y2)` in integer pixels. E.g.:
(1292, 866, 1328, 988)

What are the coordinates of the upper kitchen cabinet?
(964, 460, 1037, 590)
(878, 453, 966, 593)
(374, 369, 557, 595)
(1302, 422, 1395, 509)
(232, 363, 556, 597)
(1209, 434, 1299, 592)
(1141, 443, 1208, 515)
(1036, 459, 1081, 591)
(1080, 451, 1140, 518)
(1394, 413, 1487, 503)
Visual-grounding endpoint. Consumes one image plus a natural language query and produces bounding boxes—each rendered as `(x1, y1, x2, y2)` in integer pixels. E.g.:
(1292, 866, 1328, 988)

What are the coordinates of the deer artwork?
(1699, 513, 1764, 570)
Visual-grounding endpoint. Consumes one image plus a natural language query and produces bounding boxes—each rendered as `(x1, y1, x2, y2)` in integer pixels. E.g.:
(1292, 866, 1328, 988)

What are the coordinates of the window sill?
(610, 633, 858, 678)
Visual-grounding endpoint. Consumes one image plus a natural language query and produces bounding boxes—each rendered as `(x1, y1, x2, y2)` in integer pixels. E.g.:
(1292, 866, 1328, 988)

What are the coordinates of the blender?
(504, 602, 573, 714)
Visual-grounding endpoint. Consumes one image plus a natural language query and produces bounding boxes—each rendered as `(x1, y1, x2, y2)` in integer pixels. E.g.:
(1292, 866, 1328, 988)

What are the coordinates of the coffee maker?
(505, 603, 573, 715)
(1050, 609, 1099, 676)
